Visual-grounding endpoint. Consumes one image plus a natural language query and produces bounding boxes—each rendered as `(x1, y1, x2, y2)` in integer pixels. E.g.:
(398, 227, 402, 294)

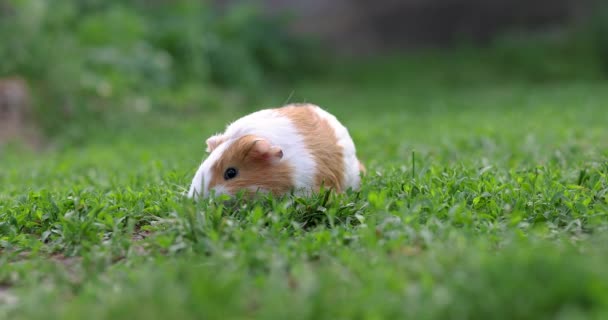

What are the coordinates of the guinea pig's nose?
(277, 150, 283, 158)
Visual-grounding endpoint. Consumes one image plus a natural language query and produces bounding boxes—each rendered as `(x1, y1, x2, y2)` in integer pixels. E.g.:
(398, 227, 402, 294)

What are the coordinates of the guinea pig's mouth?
(210, 185, 230, 197)
(208, 185, 272, 199)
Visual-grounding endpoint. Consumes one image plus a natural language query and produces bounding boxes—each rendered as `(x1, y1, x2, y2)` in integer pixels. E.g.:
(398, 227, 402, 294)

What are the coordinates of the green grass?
(2, 55, 608, 320)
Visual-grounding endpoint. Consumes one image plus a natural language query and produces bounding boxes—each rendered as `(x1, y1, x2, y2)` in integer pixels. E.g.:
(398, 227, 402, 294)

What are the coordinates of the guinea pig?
(187, 103, 365, 198)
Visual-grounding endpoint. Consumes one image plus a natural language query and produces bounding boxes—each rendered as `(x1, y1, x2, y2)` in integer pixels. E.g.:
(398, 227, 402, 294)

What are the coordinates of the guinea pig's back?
(277, 104, 361, 192)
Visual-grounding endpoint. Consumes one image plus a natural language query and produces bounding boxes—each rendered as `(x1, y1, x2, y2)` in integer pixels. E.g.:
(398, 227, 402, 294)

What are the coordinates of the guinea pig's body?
(187, 103, 364, 198)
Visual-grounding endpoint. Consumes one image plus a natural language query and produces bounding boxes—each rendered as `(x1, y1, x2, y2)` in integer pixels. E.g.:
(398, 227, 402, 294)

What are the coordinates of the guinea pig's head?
(188, 134, 293, 198)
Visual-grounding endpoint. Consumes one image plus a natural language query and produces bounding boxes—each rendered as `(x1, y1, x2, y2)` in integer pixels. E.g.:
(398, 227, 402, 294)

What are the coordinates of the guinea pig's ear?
(248, 138, 283, 164)
(206, 134, 225, 153)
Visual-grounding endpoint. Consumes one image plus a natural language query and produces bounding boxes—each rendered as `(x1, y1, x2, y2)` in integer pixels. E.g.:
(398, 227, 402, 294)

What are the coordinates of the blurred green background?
(0, 0, 607, 147)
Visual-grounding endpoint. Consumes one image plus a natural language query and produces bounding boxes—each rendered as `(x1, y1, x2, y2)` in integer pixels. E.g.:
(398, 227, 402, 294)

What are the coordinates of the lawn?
(2, 55, 608, 319)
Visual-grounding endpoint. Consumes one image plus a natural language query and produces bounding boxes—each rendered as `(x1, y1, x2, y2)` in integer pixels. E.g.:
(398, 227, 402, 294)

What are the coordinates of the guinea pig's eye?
(224, 167, 238, 180)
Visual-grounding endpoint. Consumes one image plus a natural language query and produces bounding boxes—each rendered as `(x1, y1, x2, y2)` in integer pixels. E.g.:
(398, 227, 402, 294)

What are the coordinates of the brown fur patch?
(208, 135, 293, 196)
(277, 104, 345, 192)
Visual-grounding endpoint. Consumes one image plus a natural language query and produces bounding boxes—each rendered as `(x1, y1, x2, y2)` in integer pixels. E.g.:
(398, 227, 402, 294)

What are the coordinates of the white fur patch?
(187, 165, 204, 198)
